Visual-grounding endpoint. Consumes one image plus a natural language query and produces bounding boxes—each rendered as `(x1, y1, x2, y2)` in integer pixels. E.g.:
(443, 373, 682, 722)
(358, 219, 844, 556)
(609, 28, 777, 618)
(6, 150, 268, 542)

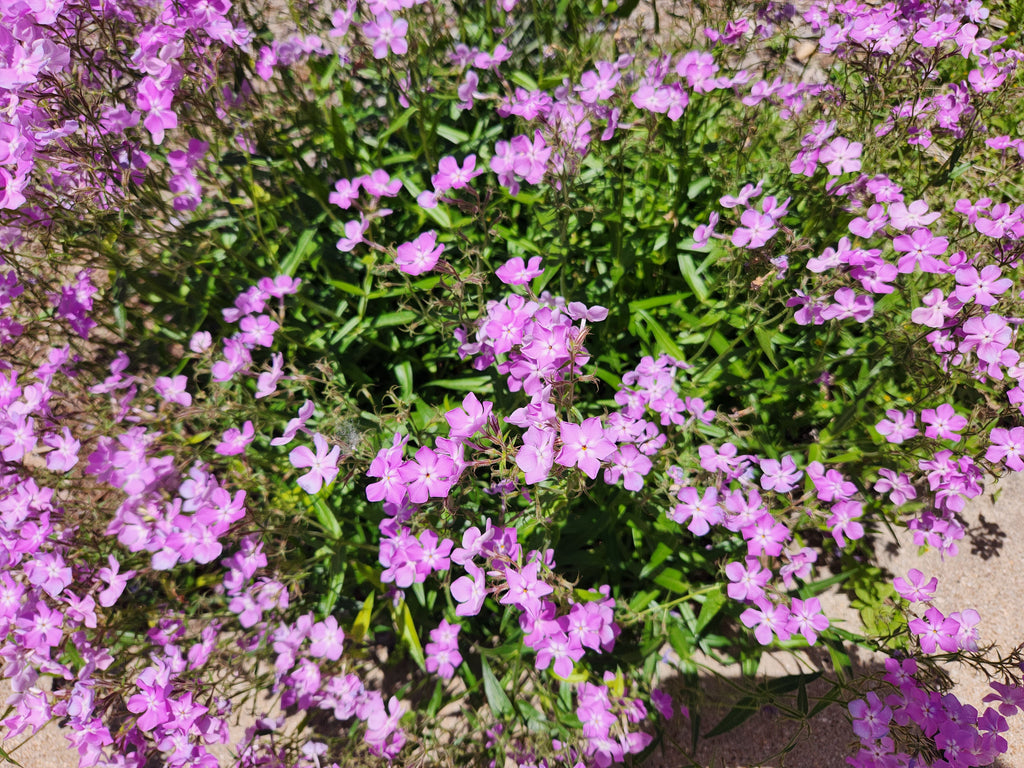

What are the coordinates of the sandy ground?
(4, 473, 1023, 768)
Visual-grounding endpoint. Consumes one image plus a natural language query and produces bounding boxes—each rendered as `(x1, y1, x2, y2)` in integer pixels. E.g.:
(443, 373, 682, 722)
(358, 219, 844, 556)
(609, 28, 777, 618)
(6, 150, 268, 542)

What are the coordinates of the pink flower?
(215, 420, 255, 456)
(495, 256, 543, 285)
(154, 375, 191, 407)
(290, 433, 341, 494)
(554, 417, 615, 479)
(819, 136, 862, 175)
(363, 13, 408, 59)
(875, 409, 918, 443)
(730, 209, 778, 249)
(450, 563, 486, 616)
(395, 231, 444, 276)
(920, 403, 967, 442)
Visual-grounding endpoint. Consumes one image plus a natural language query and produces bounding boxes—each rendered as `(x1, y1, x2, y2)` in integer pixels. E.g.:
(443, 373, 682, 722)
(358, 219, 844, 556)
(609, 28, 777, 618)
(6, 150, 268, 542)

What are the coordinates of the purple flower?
(495, 256, 544, 285)
(363, 12, 408, 59)
(730, 209, 778, 249)
(154, 375, 191, 407)
(894, 568, 938, 603)
(818, 136, 862, 175)
(309, 616, 345, 661)
(554, 417, 615, 479)
(289, 433, 341, 494)
(395, 231, 444, 276)
(215, 420, 255, 456)
(450, 563, 486, 616)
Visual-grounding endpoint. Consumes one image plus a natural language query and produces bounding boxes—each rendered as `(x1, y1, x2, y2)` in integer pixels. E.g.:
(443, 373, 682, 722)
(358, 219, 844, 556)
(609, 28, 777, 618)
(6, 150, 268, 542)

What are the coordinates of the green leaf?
(480, 655, 514, 718)
(311, 497, 341, 539)
(695, 587, 727, 634)
(436, 124, 470, 144)
(677, 252, 709, 302)
(636, 309, 685, 360)
(424, 377, 494, 392)
(378, 105, 417, 143)
(653, 567, 689, 594)
(350, 593, 374, 644)
(639, 542, 673, 578)
(426, 679, 445, 718)
(281, 227, 319, 275)
(765, 671, 822, 695)
(754, 327, 778, 368)
(399, 601, 425, 670)
(704, 696, 760, 738)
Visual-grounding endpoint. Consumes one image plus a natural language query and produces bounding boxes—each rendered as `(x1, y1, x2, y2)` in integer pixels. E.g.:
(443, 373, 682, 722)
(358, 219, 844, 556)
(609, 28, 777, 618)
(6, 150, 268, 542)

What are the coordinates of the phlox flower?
(669, 487, 723, 536)
(425, 619, 462, 679)
(819, 136, 862, 175)
(398, 445, 454, 503)
(740, 598, 793, 645)
(875, 409, 918, 443)
(309, 616, 345, 661)
(603, 444, 653, 491)
(516, 426, 555, 484)
(955, 265, 1013, 306)
(395, 231, 444, 276)
(336, 217, 368, 252)
(359, 168, 403, 197)
(271, 399, 315, 447)
(450, 563, 486, 616)
(432, 155, 483, 192)
(724, 557, 769, 602)
(576, 61, 620, 104)
(290, 433, 341, 494)
(534, 632, 585, 678)
(789, 597, 829, 644)
(554, 417, 615, 479)
(154, 375, 191, 407)
(730, 209, 778, 249)
(986, 426, 1024, 471)
(827, 499, 864, 547)
(893, 568, 937, 603)
(328, 177, 360, 209)
(874, 468, 916, 506)
(908, 607, 960, 653)
(445, 392, 492, 438)
(43, 426, 80, 472)
(759, 455, 801, 493)
(495, 256, 543, 285)
(255, 352, 285, 398)
(215, 420, 255, 456)
(363, 12, 408, 59)
(849, 692, 892, 740)
(920, 403, 967, 442)
(960, 314, 1012, 364)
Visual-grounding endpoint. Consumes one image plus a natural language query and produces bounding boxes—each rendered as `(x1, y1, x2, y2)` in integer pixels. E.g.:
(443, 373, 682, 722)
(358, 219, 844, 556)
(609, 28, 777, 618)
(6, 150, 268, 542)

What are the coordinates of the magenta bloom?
(740, 598, 793, 645)
(450, 563, 486, 616)
(849, 692, 891, 740)
(363, 12, 408, 59)
(987, 426, 1024, 471)
(875, 409, 918, 443)
(395, 231, 444, 276)
(730, 209, 778, 249)
(309, 616, 345, 661)
(920, 403, 967, 442)
(500, 561, 553, 616)
(290, 433, 341, 494)
(554, 418, 616, 479)
(215, 420, 255, 456)
(894, 568, 938, 603)
(819, 136, 862, 175)
(495, 256, 544, 285)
